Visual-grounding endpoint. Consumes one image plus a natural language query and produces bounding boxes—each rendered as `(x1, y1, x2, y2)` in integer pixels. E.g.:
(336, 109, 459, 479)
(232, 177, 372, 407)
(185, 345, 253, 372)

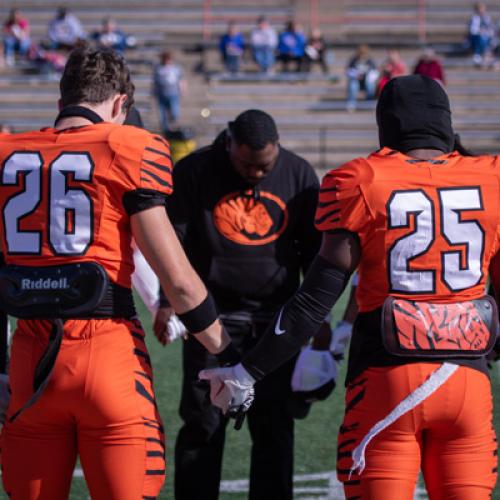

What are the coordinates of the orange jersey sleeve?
(107, 127, 173, 206)
(315, 158, 374, 242)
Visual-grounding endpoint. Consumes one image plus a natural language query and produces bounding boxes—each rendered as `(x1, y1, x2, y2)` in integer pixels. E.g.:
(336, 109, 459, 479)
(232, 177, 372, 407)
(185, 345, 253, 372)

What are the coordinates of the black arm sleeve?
(242, 255, 351, 380)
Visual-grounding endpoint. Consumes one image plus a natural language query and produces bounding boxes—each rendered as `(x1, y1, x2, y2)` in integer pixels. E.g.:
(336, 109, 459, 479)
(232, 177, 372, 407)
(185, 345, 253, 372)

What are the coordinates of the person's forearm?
(194, 321, 231, 354)
(242, 231, 360, 379)
(132, 207, 206, 312)
(131, 206, 231, 353)
(242, 255, 351, 380)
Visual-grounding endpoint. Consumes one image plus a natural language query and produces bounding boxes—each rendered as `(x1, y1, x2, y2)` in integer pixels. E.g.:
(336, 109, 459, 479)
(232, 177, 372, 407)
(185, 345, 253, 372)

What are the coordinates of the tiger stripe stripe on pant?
(337, 364, 497, 500)
(1, 318, 165, 500)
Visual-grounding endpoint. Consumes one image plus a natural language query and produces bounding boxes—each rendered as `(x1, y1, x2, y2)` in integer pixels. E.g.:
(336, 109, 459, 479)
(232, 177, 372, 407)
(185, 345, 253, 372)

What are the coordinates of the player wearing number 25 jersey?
(319, 78, 500, 500)
(0, 47, 231, 500)
(200, 76, 500, 500)
(320, 147, 500, 500)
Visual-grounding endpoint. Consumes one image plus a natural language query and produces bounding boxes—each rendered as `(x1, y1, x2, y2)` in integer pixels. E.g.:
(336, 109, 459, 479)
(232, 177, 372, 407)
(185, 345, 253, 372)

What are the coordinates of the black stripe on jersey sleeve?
(317, 199, 339, 209)
(142, 158, 172, 175)
(153, 135, 170, 148)
(140, 168, 173, 189)
(315, 208, 340, 226)
(144, 147, 172, 161)
(320, 186, 338, 193)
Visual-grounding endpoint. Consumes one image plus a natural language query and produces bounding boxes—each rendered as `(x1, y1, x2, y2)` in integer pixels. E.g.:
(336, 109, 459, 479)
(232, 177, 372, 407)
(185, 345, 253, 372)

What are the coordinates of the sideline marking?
(73, 469, 429, 499)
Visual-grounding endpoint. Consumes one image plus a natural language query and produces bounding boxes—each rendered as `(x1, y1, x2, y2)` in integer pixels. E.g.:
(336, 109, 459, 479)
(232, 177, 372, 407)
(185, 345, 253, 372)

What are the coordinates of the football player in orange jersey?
(201, 75, 500, 499)
(0, 46, 234, 500)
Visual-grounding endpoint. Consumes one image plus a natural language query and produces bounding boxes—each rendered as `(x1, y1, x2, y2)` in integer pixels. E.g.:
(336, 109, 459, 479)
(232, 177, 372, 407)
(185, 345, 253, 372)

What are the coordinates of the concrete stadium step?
(207, 98, 500, 115)
(207, 85, 500, 99)
(208, 85, 500, 101)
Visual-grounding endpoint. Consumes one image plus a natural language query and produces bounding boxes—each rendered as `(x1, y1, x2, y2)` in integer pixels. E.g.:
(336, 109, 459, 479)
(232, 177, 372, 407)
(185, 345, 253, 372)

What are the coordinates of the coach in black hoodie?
(154, 109, 324, 500)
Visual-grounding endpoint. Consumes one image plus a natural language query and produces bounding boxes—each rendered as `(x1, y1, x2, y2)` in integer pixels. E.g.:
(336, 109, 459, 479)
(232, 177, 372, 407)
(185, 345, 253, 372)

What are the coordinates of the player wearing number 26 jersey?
(0, 47, 230, 500)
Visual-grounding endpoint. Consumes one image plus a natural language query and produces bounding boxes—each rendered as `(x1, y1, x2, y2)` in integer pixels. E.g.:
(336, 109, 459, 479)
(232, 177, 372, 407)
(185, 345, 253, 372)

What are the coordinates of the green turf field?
(3, 288, 500, 499)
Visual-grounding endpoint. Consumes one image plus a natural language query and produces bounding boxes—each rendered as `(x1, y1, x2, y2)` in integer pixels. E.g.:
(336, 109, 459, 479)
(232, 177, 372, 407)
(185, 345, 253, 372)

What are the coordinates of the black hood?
(376, 75, 454, 153)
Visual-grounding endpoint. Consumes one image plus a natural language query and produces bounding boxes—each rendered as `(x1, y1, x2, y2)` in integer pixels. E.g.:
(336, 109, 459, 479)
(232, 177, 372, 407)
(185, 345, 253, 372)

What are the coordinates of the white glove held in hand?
(291, 346, 337, 392)
(199, 363, 255, 415)
(0, 374, 10, 424)
(166, 314, 187, 343)
(330, 320, 353, 357)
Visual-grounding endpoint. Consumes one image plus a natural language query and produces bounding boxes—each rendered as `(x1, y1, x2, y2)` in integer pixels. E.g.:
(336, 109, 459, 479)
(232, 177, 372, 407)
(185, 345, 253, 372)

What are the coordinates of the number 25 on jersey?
(387, 187, 484, 294)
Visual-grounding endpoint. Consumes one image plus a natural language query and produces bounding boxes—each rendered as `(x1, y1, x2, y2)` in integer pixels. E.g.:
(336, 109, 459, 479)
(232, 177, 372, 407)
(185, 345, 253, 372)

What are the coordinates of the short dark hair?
(59, 45, 135, 112)
(228, 109, 279, 150)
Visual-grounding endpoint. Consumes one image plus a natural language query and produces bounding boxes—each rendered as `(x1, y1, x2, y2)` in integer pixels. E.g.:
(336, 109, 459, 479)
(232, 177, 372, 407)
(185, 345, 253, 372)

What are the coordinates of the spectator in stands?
(152, 50, 186, 133)
(303, 28, 329, 74)
(377, 49, 408, 94)
(413, 47, 446, 85)
(92, 17, 136, 54)
(277, 20, 306, 72)
(346, 44, 379, 111)
(251, 15, 277, 74)
(0, 124, 12, 134)
(468, 2, 494, 65)
(219, 21, 245, 75)
(48, 7, 86, 51)
(28, 42, 67, 74)
(3, 9, 30, 67)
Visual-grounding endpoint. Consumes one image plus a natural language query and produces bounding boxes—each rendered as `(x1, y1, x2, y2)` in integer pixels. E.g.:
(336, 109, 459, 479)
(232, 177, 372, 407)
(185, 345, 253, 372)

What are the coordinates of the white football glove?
(166, 314, 187, 343)
(291, 346, 338, 393)
(330, 320, 353, 358)
(199, 363, 255, 428)
(0, 374, 10, 425)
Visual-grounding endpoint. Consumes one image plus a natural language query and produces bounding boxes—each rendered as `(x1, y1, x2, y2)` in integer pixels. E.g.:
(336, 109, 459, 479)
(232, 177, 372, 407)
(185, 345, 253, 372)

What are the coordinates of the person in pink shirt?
(3, 8, 30, 66)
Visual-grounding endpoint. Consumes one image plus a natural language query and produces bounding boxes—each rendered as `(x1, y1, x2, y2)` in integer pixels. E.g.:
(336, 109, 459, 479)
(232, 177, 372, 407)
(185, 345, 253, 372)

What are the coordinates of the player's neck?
(55, 117, 96, 131)
(54, 102, 111, 131)
(405, 148, 446, 160)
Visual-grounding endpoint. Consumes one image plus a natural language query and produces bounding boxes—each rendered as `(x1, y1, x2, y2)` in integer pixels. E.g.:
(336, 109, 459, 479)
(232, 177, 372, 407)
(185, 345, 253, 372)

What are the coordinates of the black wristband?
(215, 342, 241, 367)
(177, 293, 218, 334)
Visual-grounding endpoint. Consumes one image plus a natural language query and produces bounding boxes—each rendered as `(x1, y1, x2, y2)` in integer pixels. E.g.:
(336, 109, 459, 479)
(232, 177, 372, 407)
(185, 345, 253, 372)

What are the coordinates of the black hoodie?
(164, 131, 321, 316)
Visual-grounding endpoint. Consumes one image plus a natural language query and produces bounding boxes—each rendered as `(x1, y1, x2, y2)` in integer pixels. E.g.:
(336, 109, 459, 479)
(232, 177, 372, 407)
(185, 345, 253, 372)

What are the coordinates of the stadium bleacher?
(1, 0, 499, 171)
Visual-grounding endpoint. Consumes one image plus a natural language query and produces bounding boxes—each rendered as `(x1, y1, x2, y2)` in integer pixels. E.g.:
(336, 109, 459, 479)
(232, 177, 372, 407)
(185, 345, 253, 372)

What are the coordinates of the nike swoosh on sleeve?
(274, 308, 286, 335)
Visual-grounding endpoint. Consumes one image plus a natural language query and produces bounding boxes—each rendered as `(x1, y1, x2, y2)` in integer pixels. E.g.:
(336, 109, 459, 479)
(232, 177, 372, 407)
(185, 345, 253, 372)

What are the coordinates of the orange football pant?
(1, 318, 165, 500)
(337, 364, 497, 500)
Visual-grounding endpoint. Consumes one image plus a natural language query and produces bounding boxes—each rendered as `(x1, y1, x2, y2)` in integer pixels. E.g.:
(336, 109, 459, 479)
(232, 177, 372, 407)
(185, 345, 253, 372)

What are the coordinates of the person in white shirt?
(152, 50, 186, 133)
(251, 16, 278, 74)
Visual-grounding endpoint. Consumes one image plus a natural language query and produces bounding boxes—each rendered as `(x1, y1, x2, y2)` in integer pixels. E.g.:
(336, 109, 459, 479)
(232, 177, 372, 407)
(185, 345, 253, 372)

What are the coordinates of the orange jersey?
(0, 123, 172, 288)
(316, 148, 500, 312)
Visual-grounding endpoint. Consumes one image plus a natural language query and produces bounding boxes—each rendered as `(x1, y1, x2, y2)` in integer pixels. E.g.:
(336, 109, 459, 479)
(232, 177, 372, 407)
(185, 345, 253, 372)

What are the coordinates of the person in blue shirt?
(219, 21, 245, 74)
(277, 20, 306, 72)
(92, 18, 135, 54)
